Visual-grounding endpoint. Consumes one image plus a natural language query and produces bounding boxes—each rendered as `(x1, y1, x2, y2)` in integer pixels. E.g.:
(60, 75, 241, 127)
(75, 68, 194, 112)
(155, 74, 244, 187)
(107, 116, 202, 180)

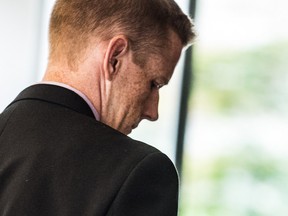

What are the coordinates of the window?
(181, 0, 288, 215)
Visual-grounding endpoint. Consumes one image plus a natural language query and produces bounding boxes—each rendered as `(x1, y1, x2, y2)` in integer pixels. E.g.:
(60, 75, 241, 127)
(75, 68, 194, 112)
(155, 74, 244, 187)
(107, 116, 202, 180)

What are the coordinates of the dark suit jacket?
(0, 84, 179, 216)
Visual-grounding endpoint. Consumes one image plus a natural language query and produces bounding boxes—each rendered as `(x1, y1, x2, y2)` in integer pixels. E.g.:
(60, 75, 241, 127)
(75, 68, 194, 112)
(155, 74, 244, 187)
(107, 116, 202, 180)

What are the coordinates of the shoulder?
(106, 150, 179, 216)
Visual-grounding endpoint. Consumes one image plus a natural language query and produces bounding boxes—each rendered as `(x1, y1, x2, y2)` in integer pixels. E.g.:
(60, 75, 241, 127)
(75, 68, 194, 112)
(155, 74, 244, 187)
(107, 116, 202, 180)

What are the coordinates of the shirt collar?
(39, 81, 100, 121)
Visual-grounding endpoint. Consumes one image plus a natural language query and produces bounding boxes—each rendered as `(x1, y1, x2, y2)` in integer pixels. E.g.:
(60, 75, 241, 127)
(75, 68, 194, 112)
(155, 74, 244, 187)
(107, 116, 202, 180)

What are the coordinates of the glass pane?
(181, 0, 288, 215)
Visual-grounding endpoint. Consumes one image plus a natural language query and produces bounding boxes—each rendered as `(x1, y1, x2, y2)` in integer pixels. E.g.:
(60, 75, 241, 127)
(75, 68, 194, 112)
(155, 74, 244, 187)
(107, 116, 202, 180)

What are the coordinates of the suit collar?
(7, 84, 96, 119)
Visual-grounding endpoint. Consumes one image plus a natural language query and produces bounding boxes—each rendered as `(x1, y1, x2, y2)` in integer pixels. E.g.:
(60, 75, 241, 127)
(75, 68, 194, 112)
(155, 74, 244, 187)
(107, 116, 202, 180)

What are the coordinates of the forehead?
(145, 31, 183, 81)
(164, 30, 183, 67)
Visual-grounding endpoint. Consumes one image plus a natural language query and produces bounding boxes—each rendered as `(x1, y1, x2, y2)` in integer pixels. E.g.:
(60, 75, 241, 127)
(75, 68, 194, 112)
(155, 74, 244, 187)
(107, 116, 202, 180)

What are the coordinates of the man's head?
(45, 0, 196, 134)
(49, 0, 195, 67)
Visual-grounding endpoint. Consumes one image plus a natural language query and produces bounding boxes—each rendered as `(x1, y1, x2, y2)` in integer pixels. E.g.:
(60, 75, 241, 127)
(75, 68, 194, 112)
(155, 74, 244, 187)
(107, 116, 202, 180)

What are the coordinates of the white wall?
(0, 0, 44, 111)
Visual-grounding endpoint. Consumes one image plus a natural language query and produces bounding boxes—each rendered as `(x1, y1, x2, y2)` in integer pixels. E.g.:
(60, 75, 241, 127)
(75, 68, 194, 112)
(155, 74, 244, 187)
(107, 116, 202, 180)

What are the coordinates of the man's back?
(0, 84, 178, 216)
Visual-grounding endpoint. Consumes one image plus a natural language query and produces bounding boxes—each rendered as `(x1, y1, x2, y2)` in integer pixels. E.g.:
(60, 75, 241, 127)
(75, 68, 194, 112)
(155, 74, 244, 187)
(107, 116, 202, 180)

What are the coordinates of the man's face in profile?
(106, 31, 183, 135)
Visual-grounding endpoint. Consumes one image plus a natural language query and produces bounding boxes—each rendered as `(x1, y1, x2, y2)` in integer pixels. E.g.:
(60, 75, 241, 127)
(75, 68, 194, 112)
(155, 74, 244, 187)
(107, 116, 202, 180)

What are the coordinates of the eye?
(151, 81, 164, 90)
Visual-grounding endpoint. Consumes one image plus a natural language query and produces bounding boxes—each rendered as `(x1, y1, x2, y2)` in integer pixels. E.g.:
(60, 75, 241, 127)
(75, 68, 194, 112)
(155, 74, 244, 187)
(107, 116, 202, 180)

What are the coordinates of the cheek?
(129, 80, 149, 100)
(127, 87, 150, 114)
(119, 72, 150, 112)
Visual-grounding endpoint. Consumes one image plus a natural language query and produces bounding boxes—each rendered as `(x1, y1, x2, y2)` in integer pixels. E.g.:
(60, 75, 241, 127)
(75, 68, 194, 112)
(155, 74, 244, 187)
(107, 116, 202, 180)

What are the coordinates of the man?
(0, 0, 195, 215)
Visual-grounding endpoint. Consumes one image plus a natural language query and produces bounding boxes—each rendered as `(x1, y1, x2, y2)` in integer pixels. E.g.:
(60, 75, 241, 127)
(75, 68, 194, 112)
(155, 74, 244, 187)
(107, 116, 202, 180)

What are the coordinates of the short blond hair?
(49, 0, 196, 66)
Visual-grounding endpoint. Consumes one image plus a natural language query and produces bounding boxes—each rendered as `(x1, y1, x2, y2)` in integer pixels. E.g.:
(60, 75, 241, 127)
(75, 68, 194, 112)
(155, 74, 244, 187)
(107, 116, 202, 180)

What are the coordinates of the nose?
(142, 90, 159, 121)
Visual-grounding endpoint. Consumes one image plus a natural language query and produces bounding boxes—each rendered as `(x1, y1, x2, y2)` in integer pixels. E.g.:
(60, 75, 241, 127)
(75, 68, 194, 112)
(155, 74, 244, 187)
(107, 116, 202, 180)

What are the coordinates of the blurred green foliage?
(180, 146, 288, 216)
(181, 41, 288, 215)
(192, 41, 288, 114)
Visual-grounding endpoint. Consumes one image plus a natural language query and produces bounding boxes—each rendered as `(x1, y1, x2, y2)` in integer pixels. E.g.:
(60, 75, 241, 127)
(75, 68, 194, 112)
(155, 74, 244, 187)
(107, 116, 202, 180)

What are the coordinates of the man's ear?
(103, 36, 129, 81)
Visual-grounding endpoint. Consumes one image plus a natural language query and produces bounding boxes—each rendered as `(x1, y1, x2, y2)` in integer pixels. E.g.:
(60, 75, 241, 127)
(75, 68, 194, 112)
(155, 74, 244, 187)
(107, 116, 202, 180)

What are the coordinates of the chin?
(120, 122, 139, 135)
(120, 127, 132, 135)
(126, 127, 133, 135)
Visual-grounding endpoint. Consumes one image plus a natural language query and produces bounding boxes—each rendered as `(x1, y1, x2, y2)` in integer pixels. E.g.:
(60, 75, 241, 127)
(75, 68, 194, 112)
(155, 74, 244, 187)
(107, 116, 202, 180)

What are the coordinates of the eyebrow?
(156, 77, 169, 88)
